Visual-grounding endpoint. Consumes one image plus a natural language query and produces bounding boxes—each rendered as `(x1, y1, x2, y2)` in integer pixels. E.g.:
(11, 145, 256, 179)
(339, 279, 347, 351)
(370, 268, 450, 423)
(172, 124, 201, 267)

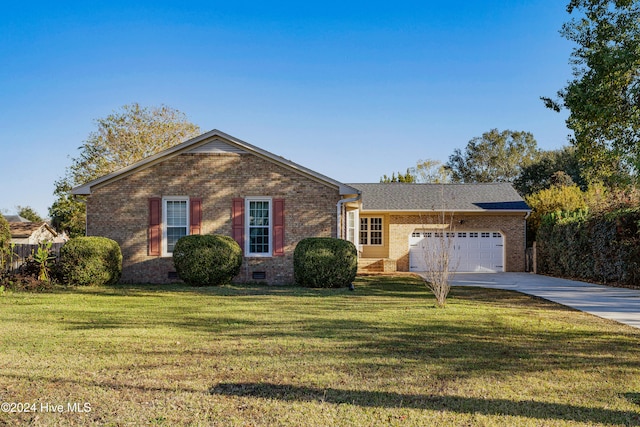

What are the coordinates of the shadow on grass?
(51, 273, 426, 297)
(57, 282, 358, 298)
(56, 277, 546, 308)
(624, 392, 640, 406)
(210, 382, 640, 425)
(52, 279, 640, 378)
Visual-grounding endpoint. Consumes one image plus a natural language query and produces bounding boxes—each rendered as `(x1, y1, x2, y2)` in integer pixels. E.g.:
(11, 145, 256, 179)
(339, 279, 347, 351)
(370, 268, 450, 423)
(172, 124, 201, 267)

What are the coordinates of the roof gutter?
(336, 194, 361, 239)
(358, 209, 532, 214)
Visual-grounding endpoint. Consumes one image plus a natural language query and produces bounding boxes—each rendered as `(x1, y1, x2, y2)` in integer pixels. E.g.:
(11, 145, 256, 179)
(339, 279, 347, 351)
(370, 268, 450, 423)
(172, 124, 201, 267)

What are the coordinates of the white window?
(163, 197, 189, 255)
(246, 198, 271, 256)
(346, 210, 358, 245)
(360, 217, 383, 246)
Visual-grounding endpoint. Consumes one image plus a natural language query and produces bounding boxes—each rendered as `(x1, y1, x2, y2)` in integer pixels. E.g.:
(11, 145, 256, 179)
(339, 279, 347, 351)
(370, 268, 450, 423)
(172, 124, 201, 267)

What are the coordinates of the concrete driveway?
(448, 273, 640, 329)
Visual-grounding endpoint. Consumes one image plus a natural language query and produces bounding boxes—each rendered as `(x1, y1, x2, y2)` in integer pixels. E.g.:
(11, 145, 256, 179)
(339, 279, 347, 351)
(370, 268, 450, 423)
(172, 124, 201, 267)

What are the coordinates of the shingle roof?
(72, 129, 359, 196)
(348, 183, 530, 212)
(9, 222, 57, 238)
(2, 215, 30, 223)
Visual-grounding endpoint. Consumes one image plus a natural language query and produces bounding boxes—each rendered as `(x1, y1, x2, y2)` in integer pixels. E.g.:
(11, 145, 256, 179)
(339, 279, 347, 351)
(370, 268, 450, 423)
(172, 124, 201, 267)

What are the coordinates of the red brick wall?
(86, 152, 340, 284)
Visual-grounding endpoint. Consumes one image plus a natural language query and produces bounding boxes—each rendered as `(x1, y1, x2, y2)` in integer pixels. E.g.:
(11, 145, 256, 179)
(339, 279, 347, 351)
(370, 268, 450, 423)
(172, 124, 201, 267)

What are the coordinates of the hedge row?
(537, 208, 640, 285)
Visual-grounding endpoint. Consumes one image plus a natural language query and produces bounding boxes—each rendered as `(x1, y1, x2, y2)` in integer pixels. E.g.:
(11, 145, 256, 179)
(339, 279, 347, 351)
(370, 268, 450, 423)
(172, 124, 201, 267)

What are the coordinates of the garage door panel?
(409, 230, 504, 273)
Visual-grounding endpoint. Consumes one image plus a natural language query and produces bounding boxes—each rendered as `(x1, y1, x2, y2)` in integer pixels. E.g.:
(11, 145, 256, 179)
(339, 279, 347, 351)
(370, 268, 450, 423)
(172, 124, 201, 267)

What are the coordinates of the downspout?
(525, 210, 531, 273)
(336, 194, 361, 239)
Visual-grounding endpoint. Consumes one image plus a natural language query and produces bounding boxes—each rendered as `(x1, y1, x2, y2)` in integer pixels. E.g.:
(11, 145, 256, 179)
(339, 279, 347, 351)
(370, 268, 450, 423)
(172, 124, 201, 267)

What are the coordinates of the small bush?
(294, 238, 357, 288)
(1, 274, 54, 292)
(59, 237, 122, 286)
(19, 242, 58, 283)
(173, 234, 242, 286)
(0, 215, 10, 272)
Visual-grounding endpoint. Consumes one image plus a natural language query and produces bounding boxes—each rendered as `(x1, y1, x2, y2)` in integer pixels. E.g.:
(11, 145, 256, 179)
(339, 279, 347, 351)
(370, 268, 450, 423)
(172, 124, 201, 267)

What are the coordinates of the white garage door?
(409, 230, 504, 273)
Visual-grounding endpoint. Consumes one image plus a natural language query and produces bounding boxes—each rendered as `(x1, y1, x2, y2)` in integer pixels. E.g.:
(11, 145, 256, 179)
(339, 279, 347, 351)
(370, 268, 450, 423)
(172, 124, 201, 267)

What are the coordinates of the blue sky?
(1, 1, 574, 218)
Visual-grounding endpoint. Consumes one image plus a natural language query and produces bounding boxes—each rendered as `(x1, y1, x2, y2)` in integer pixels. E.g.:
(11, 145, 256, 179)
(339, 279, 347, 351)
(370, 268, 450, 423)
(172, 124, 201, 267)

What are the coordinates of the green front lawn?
(1, 275, 640, 426)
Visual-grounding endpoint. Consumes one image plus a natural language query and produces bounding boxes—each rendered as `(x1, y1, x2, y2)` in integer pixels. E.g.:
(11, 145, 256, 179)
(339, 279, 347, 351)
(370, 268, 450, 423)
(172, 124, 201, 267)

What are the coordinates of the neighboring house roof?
(3, 215, 30, 223)
(72, 129, 360, 196)
(348, 183, 530, 212)
(9, 222, 58, 239)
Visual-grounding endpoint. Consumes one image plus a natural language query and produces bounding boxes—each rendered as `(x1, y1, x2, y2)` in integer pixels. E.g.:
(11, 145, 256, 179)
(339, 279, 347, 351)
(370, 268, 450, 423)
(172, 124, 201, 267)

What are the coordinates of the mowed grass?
(2, 275, 640, 426)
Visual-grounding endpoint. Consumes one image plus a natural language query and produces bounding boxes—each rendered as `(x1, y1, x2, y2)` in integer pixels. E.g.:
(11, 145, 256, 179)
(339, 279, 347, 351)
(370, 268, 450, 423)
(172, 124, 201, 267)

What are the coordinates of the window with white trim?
(346, 210, 357, 245)
(164, 197, 189, 255)
(246, 198, 271, 256)
(360, 217, 383, 246)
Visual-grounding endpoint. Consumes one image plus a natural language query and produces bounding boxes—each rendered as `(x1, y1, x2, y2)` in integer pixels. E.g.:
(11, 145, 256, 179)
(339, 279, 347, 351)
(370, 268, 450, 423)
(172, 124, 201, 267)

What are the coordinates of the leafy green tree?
(16, 205, 44, 222)
(550, 171, 576, 188)
(446, 129, 540, 183)
(542, 0, 640, 184)
(514, 146, 586, 196)
(50, 103, 200, 236)
(381, 159, 452, 184)
(583, 182, 640, 213)
(410, 159, 452, 183)
(49, 180, 87, 238)
(526, 184, 588, 237)
(380, 169, 416, 183)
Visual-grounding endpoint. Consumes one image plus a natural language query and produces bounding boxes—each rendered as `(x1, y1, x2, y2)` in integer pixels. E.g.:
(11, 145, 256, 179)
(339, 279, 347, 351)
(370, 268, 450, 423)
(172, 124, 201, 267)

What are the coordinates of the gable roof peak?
(71, 129, 358, 196)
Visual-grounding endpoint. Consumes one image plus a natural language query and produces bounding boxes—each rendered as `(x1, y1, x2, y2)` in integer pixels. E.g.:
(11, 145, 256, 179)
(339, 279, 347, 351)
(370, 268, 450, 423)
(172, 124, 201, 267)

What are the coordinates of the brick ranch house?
(72, 130, 530, 284)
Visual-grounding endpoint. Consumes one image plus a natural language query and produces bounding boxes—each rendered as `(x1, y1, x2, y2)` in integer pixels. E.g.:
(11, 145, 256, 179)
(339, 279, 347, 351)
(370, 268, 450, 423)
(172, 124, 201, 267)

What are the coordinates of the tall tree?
(410, 159, 452, 183)
(381, 159, 452, 184)
(49, 180, 88, 238)
(16, 205, 45, 223)
(380, 169, 416, 183)
(514, 146, 587, 196)
(542, 0, 640, 184)
(446, 129, 540, 183)
(50, 103, 200, 236)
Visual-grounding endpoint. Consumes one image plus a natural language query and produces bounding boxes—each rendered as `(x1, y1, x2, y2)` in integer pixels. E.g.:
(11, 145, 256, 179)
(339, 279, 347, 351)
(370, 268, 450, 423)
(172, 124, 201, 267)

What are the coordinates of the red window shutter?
(273, 198, 285, 256)
(190, 198, 202, 235)
(232, 198, 245, 253)
(148, 198, 161, 256)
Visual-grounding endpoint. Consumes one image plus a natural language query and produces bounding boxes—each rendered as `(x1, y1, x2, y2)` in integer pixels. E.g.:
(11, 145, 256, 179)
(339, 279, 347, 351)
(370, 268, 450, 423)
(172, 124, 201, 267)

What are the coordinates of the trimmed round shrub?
(59, 237, 122, 286)
(173, 234, 242, 286)
(294, 237, 357, 288)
